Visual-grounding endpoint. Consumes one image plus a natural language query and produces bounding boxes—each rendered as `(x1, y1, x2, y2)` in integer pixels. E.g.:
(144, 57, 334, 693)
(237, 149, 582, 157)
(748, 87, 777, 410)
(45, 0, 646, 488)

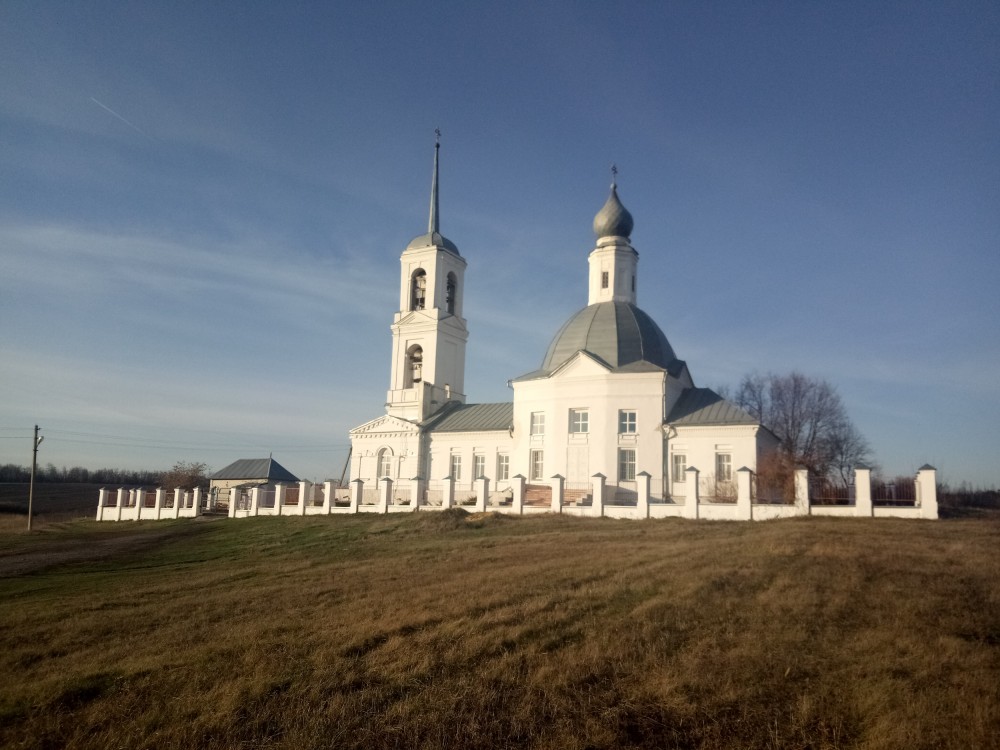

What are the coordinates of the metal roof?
(424, 402, 514, 433)
(666, 388, 759, 426)
(210, 458, 299, 482)
(534, 301, 681, 377)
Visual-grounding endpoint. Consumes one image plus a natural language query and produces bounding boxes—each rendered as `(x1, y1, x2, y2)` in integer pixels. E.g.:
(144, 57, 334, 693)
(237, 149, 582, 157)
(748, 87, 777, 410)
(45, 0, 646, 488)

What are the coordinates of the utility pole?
(27, 425, 43, 531)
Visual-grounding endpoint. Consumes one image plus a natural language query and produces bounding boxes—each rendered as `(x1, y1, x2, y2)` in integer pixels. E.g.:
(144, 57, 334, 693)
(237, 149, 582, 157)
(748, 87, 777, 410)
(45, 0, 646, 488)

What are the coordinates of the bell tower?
(588, 167, 639, 306)
(386, 132, 468, 421)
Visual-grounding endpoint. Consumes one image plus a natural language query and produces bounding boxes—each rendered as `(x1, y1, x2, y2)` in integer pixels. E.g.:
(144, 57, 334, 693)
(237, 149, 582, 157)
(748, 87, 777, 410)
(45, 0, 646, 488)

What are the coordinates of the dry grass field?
(0, 510, 998, 749)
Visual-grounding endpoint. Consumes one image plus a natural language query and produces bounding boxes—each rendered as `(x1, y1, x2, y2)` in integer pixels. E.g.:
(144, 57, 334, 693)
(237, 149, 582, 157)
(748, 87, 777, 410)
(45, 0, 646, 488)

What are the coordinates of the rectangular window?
(618, 448, 636, 482)
(530, 450, 544, 481)
(473, 454, 485, 479)
(618, 409, 637, 434)
(601, 271, 609, 289)
(496, 454, 509, 481)
(530, 411, 545, 436)
(450, 454, 462, 481)
(715, 453, 732, 483)
(569, 409, 589, 434)
(672, 453, 687, 483)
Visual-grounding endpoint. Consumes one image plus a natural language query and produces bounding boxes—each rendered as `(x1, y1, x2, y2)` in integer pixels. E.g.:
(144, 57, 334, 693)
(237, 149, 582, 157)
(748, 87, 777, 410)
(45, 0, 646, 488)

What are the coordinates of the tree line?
(0, 461, 209, 490)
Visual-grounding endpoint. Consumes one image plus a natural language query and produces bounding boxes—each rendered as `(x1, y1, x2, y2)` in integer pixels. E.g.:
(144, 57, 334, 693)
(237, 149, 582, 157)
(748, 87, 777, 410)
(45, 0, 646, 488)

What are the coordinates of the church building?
(349, 142, 778, 506)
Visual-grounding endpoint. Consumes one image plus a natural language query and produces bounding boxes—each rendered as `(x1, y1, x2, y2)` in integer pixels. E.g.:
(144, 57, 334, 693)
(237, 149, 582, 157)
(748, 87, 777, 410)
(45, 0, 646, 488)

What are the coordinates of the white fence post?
(250, 487, 260, 516)
(917, 465, 938, 519)
(172, 489, 182, 519)
(442, 475, 455, 510)
(193, 487, 203, 517)
(474, 477, 488, 512)
(854, 467, 873, 516)
(155, 488, 165, 520)
(323, 481, 334, 514)
(683, 467, 699, 519)
(410, 477, 423, 512)
(550, 475, 564, 514)
(591, 473, 606, 518)
(273, 484, 284, 516)
(378, 478, 392, 514)
(96, 488, 107, 521)
(736, 467, 752, 520)
(298, 481, 309, 516)
(511, 474, 525, 515)
(795, 469, 810, 513)
(350, 479, 362, 512)
(637, 471, 651, 519)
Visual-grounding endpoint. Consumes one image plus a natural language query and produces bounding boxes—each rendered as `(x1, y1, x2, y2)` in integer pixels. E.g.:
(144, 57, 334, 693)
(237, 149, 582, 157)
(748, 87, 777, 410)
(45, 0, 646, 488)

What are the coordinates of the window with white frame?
(530, 411, 545, 436)
(530, 450, 544, 481)
(450, 454, 462, 481)
(618, 409, 637, 434)
(715, 453, 732, 483)
(618, 448, 636, 482)
(377, 449, 392, 479)
(569, 409, 589, 434)
(672, 453, 687, 483)
(473, 454, 485, 479)
(496, 454, 509, 481)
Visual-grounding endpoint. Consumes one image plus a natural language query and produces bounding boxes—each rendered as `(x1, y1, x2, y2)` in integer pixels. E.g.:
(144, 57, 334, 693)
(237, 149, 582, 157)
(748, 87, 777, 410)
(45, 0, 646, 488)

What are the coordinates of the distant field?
(0, 483, 100, 528)
(1, 512, 997, 749)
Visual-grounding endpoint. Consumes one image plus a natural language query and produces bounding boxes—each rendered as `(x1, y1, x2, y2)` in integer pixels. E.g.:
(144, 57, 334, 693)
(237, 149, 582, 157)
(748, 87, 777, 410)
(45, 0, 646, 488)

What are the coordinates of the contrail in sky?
(90, 97, 153, 139)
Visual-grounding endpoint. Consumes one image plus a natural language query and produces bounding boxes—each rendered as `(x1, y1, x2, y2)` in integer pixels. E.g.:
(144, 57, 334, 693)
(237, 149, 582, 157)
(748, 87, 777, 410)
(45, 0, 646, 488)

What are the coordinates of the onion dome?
(592, 184, 634, 239)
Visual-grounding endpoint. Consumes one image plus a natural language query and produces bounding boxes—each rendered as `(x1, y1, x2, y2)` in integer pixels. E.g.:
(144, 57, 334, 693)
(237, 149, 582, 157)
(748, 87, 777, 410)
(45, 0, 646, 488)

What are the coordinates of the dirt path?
(0, 518, 221, 578)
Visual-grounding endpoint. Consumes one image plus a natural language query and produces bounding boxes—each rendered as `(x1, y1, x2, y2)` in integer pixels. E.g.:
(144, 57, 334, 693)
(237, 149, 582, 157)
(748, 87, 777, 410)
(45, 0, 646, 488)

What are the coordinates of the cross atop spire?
(428, 129, 441, 234)
(611, 163, 618, 188)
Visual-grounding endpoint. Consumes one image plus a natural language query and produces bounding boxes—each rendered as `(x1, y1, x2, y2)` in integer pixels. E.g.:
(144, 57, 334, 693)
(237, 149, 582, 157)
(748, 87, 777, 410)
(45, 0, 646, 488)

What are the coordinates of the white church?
(95, 141, 939, 521)
(348, 141, 781, 510)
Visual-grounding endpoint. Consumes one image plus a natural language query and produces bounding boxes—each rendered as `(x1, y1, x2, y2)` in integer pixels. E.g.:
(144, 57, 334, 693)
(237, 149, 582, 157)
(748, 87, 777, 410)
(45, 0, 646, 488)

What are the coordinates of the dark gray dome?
(541, 301, 679, 373)
(593, 185, 634, 238)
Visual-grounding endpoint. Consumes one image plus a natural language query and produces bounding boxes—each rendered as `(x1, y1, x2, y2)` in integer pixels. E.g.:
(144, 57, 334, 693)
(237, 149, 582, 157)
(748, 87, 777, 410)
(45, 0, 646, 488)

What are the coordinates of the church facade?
(349, 143, 779, 507)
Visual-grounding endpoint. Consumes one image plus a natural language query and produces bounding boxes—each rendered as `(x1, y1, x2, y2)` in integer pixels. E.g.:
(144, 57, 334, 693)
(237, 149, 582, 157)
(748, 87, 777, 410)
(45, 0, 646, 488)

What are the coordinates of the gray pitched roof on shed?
(210, 458, 298, 482)
(423, 402, 514, 433)
(666, 388, 759, 426)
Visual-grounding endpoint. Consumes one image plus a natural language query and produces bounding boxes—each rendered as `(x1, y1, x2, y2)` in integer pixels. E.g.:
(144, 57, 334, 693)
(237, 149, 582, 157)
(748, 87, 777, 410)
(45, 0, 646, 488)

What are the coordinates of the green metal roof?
(423, 402, 513, 432)
(666, 388, 758, 426)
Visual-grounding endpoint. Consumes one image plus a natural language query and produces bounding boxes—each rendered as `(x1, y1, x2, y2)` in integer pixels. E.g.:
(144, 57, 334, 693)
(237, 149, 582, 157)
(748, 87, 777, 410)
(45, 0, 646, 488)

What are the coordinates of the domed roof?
(406, 230, 460, 255)
(540, 301, 680, 373)
(593, 184, 634, 239)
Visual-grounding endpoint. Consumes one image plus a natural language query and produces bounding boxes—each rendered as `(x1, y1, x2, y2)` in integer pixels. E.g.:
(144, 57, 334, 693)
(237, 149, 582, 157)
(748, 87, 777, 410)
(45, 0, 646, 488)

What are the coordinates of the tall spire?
(428, 128, 441, 234)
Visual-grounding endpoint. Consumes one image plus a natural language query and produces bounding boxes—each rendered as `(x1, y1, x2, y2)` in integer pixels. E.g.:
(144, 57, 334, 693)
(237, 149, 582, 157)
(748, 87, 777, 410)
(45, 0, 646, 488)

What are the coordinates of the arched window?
(446, 272, 457, 315)
(406, 345, 423, 387)
(376, 448, 392, 479)
(411, 269, 427, 311)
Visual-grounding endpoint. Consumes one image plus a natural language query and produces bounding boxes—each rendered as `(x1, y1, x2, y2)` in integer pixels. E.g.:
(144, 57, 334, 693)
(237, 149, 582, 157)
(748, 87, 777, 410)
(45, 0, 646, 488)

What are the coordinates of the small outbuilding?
(210, 458, 299, 507)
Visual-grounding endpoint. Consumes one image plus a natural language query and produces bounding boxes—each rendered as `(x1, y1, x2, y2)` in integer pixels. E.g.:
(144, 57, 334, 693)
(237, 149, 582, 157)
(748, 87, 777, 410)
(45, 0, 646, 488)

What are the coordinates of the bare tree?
(734, 371, 872, 485)
(159, 461, 210, 491)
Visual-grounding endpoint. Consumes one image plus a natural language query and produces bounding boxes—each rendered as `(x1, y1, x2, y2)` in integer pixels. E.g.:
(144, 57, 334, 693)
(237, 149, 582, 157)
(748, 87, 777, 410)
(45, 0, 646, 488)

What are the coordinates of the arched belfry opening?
(405, 345, 423, 387)
(411, 269, 427, 311)
(446, 272, 457, 315)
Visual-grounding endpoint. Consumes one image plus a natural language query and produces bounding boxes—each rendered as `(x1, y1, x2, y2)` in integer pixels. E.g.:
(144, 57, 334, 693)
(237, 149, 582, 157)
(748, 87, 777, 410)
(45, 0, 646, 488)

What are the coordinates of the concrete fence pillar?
(378, 478, 392, 513)
(591, 473, 606, 518)
(96, 488, 108, 521)
(474, 477, 489, 513)
(511, 474, 525, 515)
(172, 488, 182, 519)
(637, 471, 651, 519)
(298, 481, 310, 516)
(274, 484, 285, 517)
(917, 465, 938, 519)
(228, 488, 237, 518)
(322, 481, 334, 513)
(550, 475, 565, 514)
(441, 475, 455, 510)
(409, 477, 423, 511)
(736, 467, 753, 520)
(155, 488, 165, 520)
(683, 467, 700, 519)
(854, 467, 873, 517)
(115, 488, 125, 522)
(795, 469, 810, 513)
(250, 487, 260, 516)
(350, 479, 363, 512)
(193, 487, 203, 517)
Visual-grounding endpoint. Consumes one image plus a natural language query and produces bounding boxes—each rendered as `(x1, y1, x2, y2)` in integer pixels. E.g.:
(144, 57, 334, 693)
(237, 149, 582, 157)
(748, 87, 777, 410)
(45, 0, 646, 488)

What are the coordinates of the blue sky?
(1, 1, 997, 487)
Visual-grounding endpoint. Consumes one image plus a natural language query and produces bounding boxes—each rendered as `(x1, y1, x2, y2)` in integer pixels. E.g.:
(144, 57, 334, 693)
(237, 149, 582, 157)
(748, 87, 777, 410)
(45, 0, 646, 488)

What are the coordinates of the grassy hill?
(1, 512, 997, 749)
